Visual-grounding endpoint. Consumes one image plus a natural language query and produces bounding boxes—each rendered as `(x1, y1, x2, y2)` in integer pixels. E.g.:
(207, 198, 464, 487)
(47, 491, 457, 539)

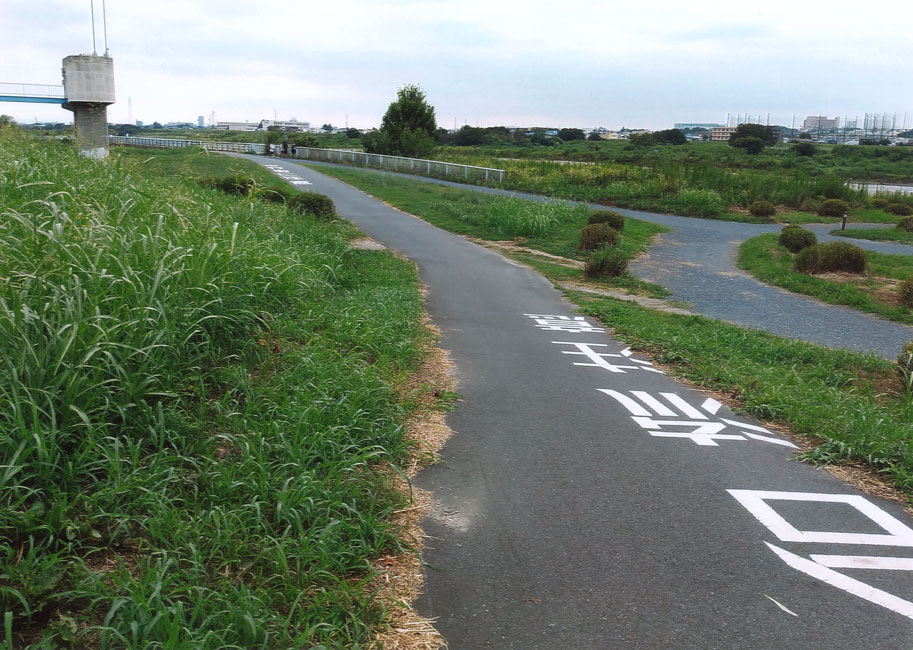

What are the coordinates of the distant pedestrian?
(281, 142, 289, 158)
(269, 144, 276, 157)
(290, 144, 297, 157)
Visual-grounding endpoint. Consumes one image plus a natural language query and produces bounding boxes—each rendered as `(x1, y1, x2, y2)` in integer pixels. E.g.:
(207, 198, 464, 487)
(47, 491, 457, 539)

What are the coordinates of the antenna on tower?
(89, 0, 98, 55)
(102, 0, 109, 56)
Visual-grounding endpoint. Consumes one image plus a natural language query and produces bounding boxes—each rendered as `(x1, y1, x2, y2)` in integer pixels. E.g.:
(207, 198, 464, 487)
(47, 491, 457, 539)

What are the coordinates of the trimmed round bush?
(792, 142, 817, 156)
(577, 223, 619, 251)
(588, 210, 625, 230)
(795, 242, 867, 275)
(871, 197, 890, 209)
(896, 217, 913, 232)
(748, 200, 776, 218)
(289, 191, 336, 220)
(198, 175, 258, 195)
(778, 225, 817, 253)
(817, 199, 849, 217)
(898, 278, 913, 308)
(887, 203, 913, 217)
(583, 246, 630, 278)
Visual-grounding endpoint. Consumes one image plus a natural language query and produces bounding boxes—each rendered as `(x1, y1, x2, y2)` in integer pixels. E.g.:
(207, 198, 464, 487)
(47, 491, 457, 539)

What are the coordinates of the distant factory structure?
(214, 118, 311, 132)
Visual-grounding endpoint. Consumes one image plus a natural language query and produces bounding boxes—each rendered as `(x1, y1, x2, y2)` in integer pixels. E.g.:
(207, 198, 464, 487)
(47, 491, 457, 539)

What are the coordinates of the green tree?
(364, 84, 438, 158)
(728, 123, 778, 151)
(730, 136, 765, 154)
(0, 115, 14, 129)
(653, 128, 687, 145)
(558, 128, 585, 141)
(586, 131, 603, 141)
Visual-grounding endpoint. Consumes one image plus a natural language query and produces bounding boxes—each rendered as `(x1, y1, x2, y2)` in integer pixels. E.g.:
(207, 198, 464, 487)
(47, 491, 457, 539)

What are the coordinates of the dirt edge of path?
(371, 314, 453, 650)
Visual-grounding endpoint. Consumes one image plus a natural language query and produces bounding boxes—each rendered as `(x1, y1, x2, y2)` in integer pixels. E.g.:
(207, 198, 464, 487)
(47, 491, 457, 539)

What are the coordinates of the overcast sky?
(2, 0, 912, 130)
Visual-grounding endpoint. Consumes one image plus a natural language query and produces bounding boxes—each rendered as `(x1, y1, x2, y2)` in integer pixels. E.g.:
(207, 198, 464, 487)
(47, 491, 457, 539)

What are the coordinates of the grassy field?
(303, 165, 670, 297)
(833, 228, 913, 245)
(738, 233, 913, 324)
(1, 132, 433, 647)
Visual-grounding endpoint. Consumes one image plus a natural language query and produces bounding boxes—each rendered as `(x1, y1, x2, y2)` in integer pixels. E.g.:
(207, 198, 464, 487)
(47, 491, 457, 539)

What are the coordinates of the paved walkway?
(292, 160, 913, 359)
(235, 155, 913, 649)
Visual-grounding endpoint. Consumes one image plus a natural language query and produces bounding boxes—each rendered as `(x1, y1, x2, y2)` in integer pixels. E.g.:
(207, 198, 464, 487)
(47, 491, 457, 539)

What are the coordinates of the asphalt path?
(283, 160, 913, 359)
(236, 155, 913, 649)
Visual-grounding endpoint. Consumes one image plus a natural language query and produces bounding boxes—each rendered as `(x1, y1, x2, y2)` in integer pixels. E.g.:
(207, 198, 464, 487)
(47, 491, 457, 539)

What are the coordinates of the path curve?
(293, 160, 913, 359)
(232, 154, 913, 649)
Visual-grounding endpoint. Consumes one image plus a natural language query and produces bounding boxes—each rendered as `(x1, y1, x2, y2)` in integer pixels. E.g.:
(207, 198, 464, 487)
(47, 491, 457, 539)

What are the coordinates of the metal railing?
(108, 136, 505, 183)
(294, 147, 505, 183)
(0, 82, 66, 99)
(109, 136, 264, 153)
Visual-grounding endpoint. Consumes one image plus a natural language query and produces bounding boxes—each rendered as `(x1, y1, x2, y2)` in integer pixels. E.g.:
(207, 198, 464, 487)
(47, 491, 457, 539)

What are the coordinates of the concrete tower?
(62, 54, 115, 158)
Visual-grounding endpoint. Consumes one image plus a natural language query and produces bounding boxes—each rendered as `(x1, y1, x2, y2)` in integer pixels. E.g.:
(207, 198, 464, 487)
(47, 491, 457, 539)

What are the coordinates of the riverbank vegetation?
(738, 233, 913, 324)
(0, 132, 435, 647)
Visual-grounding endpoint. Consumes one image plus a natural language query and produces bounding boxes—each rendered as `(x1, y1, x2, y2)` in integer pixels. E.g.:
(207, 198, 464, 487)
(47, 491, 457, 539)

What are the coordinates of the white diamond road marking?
(552, 341, 663, 374)
(729, 490, 913, 621)
(598, 390, 797, 448)
(525, 314, 603, 333)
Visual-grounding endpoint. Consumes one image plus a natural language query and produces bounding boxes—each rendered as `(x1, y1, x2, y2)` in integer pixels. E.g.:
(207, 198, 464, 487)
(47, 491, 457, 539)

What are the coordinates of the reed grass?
(0, 131, 425, 647)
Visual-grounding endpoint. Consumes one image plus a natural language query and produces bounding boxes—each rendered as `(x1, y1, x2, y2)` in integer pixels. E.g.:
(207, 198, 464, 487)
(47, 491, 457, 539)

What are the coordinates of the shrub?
(871, 197, 890, 209)
(289, 191, 336, 220)
(778, 225, 817, 253)
(817, 199, 849, 217)
(898, 278, 913, 308)
(793, 142, 817, 156)
(198, 175, 258, 195)
(887, 203, 913, 216)
(896, 217, 913, 232)
(795, 242, 867, 275)
(588, 210, 625, 230)
(748, 200, 776, 218)
(578, 223, 619, 250)
(583, 246, 629, 278)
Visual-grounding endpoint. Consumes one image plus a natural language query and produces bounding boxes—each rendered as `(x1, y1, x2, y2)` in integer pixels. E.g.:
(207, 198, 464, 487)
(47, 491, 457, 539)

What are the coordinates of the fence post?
(445, 163, 449, 176)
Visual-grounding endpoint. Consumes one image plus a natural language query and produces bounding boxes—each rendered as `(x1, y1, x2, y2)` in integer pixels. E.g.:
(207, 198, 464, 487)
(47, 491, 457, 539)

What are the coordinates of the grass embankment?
(305, 165, 670, 297)
(738, 233, 913, 325)
(571, 294, 913, 498)
(832, 228, 913, 245)
(1, 134, 431, 647)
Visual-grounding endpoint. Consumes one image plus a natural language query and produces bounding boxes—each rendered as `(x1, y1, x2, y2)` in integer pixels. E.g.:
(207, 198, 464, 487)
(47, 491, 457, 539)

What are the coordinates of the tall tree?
(364, 84, 437, 158)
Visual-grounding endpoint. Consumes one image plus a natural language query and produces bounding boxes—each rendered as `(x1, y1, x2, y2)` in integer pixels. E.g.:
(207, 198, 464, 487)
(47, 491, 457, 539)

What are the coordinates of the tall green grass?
(0, 131, 425, 647)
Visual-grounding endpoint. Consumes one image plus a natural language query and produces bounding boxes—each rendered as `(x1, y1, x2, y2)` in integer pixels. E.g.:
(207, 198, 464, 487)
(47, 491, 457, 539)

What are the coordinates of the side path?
(288, 160, 913, 359)
(239, 155, 913, 649)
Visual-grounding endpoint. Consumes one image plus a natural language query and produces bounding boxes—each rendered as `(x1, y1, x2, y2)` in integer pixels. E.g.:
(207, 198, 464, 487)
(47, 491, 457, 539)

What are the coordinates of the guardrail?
(108, 136, 505, 184)
(294, 147, 505, 183)
(109, 136, 264, 153)
(0, 82, 66, 99)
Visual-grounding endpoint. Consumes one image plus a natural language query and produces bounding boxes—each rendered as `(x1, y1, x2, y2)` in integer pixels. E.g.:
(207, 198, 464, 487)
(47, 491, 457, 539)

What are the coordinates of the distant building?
(802, 115, 839, 131)
(710, 126, 738, 141)
(215, 121, 259, 131)
(674, 122, 723, 131)
(260, 118, 311, 132)
(197, 115, 205, 128)
(135, 120, 143, 127)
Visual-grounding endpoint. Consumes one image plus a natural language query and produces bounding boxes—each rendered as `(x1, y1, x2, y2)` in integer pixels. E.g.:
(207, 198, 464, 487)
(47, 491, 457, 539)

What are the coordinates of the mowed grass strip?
(571, 293, 913, 499)
(1, 132, 427, 647)
(738, 233, 913, 325)
(832, 228, 913, 245)
(305, 164, 669, 296)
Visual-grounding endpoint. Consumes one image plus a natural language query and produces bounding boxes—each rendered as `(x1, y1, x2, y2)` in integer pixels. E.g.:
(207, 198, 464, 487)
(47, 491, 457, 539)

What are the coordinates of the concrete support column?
(65, 102, 109, 158)
(62, 54, 115, 159)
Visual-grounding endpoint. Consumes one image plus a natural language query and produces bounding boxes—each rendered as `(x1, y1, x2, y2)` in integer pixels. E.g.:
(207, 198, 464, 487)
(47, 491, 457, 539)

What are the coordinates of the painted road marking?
(767, 543, 913, 620)
(598, 390, 797, 448)
(729, 490, 913, 621)
(525, 313, 603, 333)
(265, 165, 312, 185)
(552, 341, 662, 374)
(727, 490, 913, 546)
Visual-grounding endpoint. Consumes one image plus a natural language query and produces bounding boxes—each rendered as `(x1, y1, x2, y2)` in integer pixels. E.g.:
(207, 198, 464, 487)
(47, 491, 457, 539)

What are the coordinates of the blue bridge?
(0, 82, 66, 104)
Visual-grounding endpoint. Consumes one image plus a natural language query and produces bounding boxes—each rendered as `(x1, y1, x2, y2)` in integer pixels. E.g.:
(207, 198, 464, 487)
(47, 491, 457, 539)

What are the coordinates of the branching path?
(291, 159, 913, 359)
(236, 155, 913, 649)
